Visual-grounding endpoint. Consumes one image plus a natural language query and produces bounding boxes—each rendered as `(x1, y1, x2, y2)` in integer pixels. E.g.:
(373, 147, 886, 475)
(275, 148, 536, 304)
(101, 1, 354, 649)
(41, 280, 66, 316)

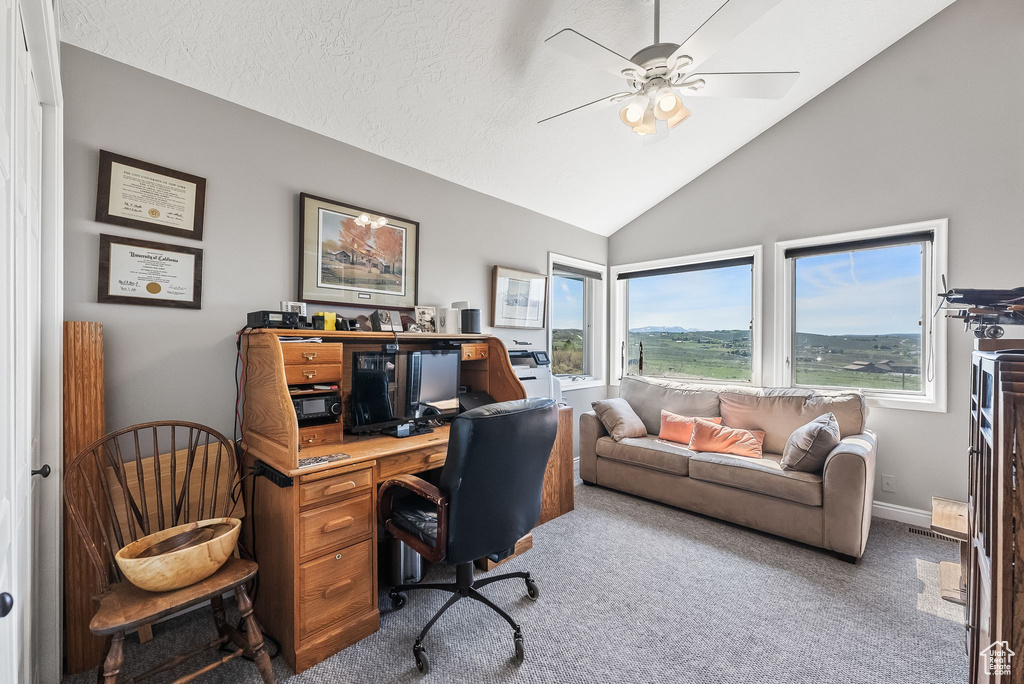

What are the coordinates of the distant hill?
(628, 326, 701, 333)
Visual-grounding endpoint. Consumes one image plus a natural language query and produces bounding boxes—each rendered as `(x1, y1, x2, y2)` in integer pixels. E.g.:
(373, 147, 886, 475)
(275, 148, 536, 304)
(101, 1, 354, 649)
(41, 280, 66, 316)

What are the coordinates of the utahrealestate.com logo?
(981, 641, 1015, 676)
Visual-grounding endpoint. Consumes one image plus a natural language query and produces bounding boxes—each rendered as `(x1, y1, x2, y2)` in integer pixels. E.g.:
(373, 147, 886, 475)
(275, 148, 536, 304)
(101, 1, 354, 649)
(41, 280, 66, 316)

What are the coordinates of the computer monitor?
(349, 348, 461, 433)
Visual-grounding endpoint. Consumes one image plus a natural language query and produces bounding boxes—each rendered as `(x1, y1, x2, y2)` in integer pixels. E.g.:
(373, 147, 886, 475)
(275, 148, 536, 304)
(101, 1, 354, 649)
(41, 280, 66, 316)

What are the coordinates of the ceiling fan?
(539, 0, 799, 141)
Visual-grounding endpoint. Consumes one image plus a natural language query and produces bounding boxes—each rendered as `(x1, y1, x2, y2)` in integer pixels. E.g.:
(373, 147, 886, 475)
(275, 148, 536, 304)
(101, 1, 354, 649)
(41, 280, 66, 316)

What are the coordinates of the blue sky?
(552, 275, 584, 329)
(794, 244, 923, 335)
(627, 265, 753, 331)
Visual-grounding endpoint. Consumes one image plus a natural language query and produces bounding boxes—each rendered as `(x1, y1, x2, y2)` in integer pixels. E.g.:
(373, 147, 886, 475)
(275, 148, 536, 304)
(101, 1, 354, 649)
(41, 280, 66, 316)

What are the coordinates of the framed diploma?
(97, 234, 203, 309)
(95, 150, 207, 240)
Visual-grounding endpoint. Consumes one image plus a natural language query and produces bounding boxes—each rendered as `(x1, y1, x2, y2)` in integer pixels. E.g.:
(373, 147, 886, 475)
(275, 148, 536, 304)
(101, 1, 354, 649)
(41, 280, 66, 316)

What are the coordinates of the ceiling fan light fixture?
(632, 104, 658, 135)
(653, 87, 683, 120)
(666, 103, 692, 129)
(619, 93, 650, 127)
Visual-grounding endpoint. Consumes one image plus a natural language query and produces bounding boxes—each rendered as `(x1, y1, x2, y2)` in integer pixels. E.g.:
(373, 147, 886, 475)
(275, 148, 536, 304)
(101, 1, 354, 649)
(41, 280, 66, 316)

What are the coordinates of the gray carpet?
(65, 483, 966, 683)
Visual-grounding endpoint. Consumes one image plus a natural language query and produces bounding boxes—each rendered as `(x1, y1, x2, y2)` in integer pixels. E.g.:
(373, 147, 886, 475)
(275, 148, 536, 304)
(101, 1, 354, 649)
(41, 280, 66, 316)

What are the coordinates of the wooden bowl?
(115, 518, 241, 592)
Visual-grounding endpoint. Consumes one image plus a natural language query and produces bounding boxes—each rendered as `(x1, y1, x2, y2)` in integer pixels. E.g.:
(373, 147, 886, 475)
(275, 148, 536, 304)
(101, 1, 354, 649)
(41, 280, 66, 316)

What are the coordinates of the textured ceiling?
(61, 0, 955, 236)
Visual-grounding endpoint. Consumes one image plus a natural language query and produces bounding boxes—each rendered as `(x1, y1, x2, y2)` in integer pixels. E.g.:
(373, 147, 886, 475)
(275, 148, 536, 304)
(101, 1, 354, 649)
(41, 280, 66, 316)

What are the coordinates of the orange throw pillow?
(689, 418, 764, 459)
(659, 410, 721, 445)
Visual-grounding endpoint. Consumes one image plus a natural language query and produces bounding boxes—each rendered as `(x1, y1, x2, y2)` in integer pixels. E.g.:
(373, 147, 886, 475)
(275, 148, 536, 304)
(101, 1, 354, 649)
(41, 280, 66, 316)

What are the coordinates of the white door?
(0, 3, 44, 681)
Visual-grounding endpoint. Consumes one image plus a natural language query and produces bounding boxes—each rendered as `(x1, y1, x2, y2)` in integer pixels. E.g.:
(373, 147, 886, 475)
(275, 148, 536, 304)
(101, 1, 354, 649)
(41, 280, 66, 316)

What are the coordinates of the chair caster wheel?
(525, 579, 539, 601)
(414, 645, 430, 674)
(390, 590, 407, 610)
(513, 635, 525, 665)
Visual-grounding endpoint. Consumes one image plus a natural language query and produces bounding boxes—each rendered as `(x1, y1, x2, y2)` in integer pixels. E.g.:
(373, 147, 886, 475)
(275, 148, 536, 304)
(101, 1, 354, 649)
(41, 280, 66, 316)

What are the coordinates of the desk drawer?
(299, 493, 373, 557)
(299, 468, 372, 508)
(461, 343, 488, 361)
(285, 364, 341, 385)
(377, 447, 447, 480)
(298, 423, 342, 447)
(298, 538, 374, 639)
(281, 343, 342, 367)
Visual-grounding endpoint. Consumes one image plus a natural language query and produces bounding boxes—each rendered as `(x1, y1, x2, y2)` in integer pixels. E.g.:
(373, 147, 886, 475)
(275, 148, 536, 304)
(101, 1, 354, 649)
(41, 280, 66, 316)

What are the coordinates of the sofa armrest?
(579, 411, 607, 484)
(822, 431, 877, 558)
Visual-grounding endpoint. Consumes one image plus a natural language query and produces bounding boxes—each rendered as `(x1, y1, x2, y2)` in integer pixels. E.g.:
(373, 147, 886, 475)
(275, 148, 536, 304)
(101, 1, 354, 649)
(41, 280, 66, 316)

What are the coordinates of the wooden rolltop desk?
(239, 329, 573, 672)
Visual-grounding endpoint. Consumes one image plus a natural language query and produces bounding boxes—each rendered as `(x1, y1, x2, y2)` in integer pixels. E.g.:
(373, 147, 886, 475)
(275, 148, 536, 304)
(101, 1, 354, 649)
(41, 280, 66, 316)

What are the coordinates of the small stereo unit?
(292, 394, 342, 421)
(247, 310, 302, 329)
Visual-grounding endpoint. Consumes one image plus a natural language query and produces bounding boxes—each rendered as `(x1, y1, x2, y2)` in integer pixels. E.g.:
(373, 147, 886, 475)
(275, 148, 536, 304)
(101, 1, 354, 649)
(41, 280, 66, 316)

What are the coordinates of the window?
(548, 254, 605, 387)
(611, 247, 762, 385)
(776, 219, 947, 411)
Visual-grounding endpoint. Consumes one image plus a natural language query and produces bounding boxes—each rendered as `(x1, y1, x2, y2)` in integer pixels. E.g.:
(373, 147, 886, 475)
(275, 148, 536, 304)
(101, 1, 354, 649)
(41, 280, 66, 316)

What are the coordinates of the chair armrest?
(579, 411, 608, 484)
(822, 431, 877, 558)
(378, 474, 448, 563)
(378, 474, 445, 524)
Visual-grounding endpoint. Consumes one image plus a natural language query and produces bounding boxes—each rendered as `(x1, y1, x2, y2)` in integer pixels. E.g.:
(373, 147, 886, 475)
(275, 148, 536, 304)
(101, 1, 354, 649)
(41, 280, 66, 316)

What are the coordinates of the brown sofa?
(580, 376, 876, 559)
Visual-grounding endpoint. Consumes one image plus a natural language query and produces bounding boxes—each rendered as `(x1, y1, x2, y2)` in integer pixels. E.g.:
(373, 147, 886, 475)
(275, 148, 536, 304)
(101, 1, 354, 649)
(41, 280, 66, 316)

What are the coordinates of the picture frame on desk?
(298, 193, 419, 311)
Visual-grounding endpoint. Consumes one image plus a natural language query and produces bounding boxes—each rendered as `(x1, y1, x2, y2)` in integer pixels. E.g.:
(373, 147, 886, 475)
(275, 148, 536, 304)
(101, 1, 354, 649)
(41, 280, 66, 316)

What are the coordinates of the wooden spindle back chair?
(64, 421, 274, 683)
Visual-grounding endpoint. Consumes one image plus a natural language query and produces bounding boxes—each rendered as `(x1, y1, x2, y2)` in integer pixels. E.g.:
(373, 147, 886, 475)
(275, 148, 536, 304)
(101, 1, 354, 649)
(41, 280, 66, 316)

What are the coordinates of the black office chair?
(378, 398, 559, 674)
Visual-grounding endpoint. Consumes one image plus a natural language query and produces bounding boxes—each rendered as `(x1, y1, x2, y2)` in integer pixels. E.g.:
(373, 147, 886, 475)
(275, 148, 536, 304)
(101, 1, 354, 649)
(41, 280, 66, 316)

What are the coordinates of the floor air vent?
(909, 526, 958, 543)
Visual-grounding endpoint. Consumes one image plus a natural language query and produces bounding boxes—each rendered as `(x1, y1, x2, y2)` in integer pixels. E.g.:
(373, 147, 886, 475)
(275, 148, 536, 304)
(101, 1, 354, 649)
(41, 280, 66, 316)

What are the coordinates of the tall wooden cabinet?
(966, 350, 1024, 682)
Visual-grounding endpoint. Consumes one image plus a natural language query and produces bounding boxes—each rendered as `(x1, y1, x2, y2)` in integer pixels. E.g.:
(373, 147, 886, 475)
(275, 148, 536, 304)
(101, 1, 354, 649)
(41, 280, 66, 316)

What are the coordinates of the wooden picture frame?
(298, 192, 419, 310)
(95, 150, 207, 240)
(97, 234, 203, 309)
(491, 266, 548, 329)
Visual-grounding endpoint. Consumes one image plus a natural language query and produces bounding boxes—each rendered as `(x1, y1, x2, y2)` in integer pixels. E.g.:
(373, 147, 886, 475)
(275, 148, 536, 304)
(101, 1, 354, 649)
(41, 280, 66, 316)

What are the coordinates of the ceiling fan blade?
(544, 28, 643, 78)
(669, 0, 784, 74)
(681, 71, 798, 99)
(538, 92, 633, 124)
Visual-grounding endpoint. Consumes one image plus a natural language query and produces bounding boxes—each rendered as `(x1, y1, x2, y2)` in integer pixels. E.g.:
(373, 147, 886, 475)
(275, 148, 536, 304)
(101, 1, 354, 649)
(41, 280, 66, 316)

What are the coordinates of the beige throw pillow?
(592, 398, 647, 442)
(781, 413, 841, 473)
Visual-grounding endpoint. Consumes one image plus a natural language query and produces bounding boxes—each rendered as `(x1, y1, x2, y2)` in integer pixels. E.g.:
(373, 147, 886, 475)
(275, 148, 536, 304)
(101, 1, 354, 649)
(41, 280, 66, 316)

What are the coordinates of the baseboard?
(872, 501, 931, 527)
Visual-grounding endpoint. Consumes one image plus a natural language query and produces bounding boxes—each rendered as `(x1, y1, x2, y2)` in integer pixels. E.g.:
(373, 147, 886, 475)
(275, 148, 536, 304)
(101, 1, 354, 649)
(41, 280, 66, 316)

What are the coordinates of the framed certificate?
(97, 234, 203, 309)
(95, 150, 207, 240)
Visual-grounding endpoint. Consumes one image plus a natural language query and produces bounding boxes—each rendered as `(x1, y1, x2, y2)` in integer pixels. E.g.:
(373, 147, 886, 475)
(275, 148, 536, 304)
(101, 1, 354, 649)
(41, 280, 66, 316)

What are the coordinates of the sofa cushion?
(719, 389, 866, 455)
(689, 419, 764, 459)
(595, 435, 694, 477)
(591, 397, 647, 442)
(688, 451, 823, 506)
(782, 413, 841, 472)
(619, 376, 721, 434)
(659, 410, 721, 445)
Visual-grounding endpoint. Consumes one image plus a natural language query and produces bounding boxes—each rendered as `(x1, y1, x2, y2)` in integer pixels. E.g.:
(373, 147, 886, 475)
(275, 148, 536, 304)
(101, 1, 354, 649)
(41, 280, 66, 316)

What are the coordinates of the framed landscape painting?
(491, 266, 547, 329)
(299, 193, 419, 309)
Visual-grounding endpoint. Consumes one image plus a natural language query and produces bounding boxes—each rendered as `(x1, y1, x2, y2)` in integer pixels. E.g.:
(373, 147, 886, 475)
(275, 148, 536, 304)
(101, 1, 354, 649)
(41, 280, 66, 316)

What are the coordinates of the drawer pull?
(305, 435, 318, 443)
(323, 579, 354, 599)
(303, 369, 317, 379)
(302, 351, 318, 361)
(465, 351, 474, 358)
(322, 516, 355, 533)
(427, 453, 445, 463)
(324, 481, 357, 496)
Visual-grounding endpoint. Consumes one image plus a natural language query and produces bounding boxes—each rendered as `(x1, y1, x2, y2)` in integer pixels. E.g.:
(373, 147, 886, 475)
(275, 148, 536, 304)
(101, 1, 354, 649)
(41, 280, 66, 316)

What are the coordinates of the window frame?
(547, 252, 606, 391)
(773, 218, 948, 413)
(609, 245, 763, 388)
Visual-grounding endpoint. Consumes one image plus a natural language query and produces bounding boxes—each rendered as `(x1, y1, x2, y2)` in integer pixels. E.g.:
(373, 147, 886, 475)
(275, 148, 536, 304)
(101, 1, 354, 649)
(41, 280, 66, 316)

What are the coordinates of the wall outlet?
(881, 474, 896, 493)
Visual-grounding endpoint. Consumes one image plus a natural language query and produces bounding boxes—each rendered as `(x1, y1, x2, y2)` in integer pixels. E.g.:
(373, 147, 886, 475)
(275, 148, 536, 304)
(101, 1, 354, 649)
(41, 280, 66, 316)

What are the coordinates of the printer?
(507, 349, 557, 400)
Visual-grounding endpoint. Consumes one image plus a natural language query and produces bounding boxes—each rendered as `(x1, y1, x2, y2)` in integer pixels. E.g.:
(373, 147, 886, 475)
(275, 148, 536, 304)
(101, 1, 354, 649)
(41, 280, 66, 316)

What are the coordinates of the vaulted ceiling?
(61, 0, 954, 236)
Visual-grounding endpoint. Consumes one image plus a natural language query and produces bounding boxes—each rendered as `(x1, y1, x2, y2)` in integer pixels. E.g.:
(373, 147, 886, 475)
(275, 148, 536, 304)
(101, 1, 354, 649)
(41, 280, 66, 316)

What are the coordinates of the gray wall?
(62, 44, 607, 443)
(609, 0, 1024, 512)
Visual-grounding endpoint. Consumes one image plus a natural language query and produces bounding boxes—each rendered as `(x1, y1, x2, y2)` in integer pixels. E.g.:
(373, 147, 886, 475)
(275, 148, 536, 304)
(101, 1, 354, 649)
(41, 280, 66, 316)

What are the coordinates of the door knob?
(0, 592, 12, 618)
(31, 464, 51, 478)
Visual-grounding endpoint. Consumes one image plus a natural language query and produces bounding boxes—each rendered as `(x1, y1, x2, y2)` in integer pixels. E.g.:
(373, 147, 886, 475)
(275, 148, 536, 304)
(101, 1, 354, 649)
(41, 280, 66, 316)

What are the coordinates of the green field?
(551, 328, 585, 375)
(626, 330, 921, 390)
(552, 328, 922, 391)
(627, 330, 752, 381)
